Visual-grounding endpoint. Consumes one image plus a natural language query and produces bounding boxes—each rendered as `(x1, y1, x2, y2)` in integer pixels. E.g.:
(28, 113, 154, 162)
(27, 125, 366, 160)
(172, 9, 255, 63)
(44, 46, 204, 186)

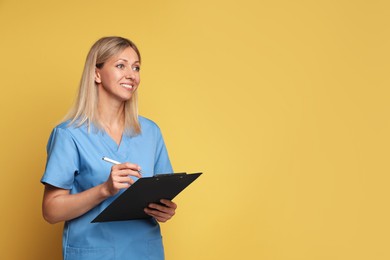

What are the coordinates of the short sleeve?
(154, 128, 173, 174)
(41, 127, 79, 189)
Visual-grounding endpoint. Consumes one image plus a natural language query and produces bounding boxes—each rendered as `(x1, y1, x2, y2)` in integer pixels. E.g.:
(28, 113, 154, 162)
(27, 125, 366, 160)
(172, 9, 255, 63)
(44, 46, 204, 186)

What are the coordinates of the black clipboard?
(92, 172, 202, 222)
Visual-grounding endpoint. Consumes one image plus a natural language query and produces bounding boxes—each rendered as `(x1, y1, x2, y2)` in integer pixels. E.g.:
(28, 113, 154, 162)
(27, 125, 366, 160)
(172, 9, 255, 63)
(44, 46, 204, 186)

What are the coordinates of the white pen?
(102, 156, 121, 165)
(102, 156, 142, 174)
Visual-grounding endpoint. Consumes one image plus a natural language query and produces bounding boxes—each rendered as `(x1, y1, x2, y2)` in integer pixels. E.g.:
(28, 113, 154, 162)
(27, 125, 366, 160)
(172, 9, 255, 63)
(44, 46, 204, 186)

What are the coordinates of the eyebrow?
(116, 58, 140, 64)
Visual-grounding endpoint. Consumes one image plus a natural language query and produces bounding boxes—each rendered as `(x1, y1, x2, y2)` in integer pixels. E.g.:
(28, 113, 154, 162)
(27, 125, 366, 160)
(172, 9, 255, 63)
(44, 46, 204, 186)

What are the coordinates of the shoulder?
(53, 120, 90, 132)
(49, 121, 72, 137)
(46, 121, 80, 153)
(138, 116, 166, 140)
(49, 120, 88, 140)
(139, 116, 161, 131)
(55, 120, 70, 129)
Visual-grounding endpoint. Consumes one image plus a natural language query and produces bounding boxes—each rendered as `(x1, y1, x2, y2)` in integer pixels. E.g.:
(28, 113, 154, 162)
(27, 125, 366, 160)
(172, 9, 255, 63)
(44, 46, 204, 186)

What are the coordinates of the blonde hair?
(64, 36, 141, 136)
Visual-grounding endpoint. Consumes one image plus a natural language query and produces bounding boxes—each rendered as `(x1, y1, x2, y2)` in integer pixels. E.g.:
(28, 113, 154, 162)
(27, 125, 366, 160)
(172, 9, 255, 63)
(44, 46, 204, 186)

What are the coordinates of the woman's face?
(95, 47, 140, 102)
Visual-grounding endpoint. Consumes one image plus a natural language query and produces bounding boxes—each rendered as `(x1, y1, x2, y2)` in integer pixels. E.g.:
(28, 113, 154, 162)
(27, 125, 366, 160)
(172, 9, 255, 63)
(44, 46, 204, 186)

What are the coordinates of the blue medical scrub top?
(41, 116, 173, 260)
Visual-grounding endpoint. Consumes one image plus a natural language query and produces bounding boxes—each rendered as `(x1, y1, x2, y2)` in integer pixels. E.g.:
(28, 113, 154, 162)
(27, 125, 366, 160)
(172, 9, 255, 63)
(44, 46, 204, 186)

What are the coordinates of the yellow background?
(1, 0, 389, 259)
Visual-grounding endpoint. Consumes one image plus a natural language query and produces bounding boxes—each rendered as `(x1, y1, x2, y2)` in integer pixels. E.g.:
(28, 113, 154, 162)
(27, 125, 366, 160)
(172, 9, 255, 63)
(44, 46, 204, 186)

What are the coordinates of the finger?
(114, 162, 142, 172)
(159, 199, 177, 209)
(147, 203, 165, 212)
(146, 213, 166, 222)
(112, 176, 136, 186)
(115, 182, 131, 189)
(144, 208, 171, 222)
(121, 170, 142, 179)
(109, 181, 131, 193)
(148, 203, 176, 216)
(112, 169, 142, 179)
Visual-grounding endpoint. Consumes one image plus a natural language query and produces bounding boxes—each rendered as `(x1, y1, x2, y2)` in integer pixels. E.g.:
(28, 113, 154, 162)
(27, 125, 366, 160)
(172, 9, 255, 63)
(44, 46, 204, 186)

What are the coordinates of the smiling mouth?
(120, 83, 133, 90)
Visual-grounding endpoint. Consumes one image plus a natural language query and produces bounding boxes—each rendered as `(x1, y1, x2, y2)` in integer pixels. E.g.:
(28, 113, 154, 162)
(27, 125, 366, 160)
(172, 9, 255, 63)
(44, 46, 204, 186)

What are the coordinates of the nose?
(125, 68, 135, 80)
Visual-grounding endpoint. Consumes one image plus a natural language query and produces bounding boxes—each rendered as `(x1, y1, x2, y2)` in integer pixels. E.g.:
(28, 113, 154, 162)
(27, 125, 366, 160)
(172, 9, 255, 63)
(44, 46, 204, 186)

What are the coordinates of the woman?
(41, 36, 177, 260)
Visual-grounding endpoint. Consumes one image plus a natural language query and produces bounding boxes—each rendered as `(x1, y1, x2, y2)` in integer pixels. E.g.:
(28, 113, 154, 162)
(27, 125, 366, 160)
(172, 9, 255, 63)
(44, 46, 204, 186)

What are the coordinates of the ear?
(95, 69, 102, 84)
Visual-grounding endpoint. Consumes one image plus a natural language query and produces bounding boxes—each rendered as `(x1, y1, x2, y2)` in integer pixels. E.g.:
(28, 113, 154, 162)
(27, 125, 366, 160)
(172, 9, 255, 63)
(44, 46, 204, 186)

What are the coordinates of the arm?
(42, 183, 109, 224)
(42, 163, 141, 224)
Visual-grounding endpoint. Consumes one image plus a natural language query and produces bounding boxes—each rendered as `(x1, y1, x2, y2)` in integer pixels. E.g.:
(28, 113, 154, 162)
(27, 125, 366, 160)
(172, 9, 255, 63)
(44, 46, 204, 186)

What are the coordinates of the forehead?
(111, 47, 140, 62)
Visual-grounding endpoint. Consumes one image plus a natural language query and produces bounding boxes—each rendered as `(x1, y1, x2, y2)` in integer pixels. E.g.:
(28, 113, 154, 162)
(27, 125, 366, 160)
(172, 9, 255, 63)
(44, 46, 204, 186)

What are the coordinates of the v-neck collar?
(89, 123, 131, 156)
(101, 129, 124, 152)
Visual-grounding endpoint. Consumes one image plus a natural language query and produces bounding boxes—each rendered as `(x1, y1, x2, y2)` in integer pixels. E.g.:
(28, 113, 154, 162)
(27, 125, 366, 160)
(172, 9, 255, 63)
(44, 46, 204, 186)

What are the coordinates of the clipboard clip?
(154, 172, 186, 178)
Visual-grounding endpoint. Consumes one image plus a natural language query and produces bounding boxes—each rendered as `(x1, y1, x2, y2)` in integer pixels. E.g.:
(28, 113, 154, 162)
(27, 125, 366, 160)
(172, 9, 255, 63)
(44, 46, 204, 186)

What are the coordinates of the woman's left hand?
(144, 199, 177, 223)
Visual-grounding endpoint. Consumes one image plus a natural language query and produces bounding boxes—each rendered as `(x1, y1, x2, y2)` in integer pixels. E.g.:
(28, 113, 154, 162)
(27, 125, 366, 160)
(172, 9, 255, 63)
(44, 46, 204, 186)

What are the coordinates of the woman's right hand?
(103, 162, 142, 196)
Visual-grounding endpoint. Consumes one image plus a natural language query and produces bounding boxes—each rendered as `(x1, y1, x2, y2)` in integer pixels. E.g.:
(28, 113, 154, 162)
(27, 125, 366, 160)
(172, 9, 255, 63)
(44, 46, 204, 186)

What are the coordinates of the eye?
(116, 64, 125, 69)
(132, 66, 140, 72)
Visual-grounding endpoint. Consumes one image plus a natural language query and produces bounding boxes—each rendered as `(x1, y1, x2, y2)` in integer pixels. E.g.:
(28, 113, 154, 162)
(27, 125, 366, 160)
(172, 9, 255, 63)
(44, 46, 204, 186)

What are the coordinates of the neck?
(97, 102, 125, 145)
(97, 100, 125, 130)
